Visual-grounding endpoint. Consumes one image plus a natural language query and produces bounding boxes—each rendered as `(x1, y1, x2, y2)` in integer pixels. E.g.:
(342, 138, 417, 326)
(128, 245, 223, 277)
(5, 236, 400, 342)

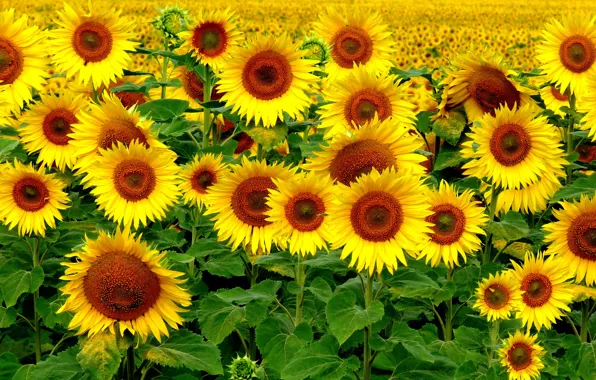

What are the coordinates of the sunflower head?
(152, 5, 189, 38)
(499, 331, 545, 380)
(228, 354, 259, 380)
(299, 34, 331, 65)
(539, 83, 570, 117)
(473, 271, 522, 321)
(179, 154, 228, 208)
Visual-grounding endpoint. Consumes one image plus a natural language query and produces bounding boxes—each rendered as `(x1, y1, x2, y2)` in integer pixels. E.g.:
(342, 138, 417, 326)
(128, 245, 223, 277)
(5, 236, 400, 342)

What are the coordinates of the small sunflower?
(499, 331, 545, 380)
(19, 92, 88, 171)
(108, 78, 148, 109)
(50, 3, 138, 88)
(510, 252, 574, 331)
(304, 116, 426, 185)
(179, 154, 228, 208)
(89, 142, 180, 229)
(218, 34, 318, 128)
(265, 171, 336, 256)
(0, 161, 69, 236)
(169, 66, 206, 106)
(328, 168, 432, 274)
(537, 15, 596, 96)
(539, 84, 570, 117)
(417, 181, 488, 268)
(473, 272, 522, 321)
(58, 228, 191, 342)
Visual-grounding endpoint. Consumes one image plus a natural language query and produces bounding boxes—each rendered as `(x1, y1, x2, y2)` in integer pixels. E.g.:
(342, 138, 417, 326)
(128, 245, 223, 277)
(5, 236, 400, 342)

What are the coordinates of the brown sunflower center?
(42, 108, 78, 146)
(351, 191, 402, 242)
(331, 25, 374, 68)
(489, 123, 531, 166)
(192, 169, 216, 194)
(83, 252, 161, 321)
(242, 50, 293, 101)
(567, 212, 596, 261)
(550, 86, 569, 102)
(12, 177, 49, 212)
(521, 273, 552, 307)
(231, 176, 275, 227)
(115, 91, 147, 109)
(468, 66, 521, 115)
(192, 22, 228, 58)
(182, 69, 204, 100)
(507, 343, 533, 371)
(329, 139, 396, 185)
(99, 118, 149, 150)
(234, 132, 255, 155)
(344, 89, 392, 126)
(0, 37, 24, 85)
(73, 21, 113, 63)
(426, 204, 465, 245)
(559, 35, 596, 73)
(113, 159, 156, 202)
(285, 192, 326, 232)
(484, 284, 510, 309)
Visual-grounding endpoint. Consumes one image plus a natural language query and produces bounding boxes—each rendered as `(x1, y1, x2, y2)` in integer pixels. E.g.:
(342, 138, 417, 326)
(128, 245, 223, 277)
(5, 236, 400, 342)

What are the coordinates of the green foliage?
(325, 292, 384, 344)
(77, 332, 122, 380)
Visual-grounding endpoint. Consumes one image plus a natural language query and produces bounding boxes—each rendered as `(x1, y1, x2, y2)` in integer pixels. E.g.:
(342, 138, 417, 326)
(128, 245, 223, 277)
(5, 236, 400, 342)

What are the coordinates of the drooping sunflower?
(328, 168, 432, 274)
(179, 154, 228, 208)
(539, 84, 570, 117)
(206, 156, 294, 254)
(304, 116, 426, 185)
(19, 92, 88, 171)
(58, 228, 191, 342)
(0, 161, 69, 236)
(543, 194, 596, 285)
(108, 77, 148, 109)
(537, 15, 596, 97)
(49, 3, 138, 88)
(265, 171, 336, 256)
(317, 65, 415, 137)
(178, 8, 241, 72)
(473, 272, 522, 322)
(417, 181, 488, 268)
(314, 7, 394, 80)
(461, 105, 567, 190)
(218, 34, 318, 128)
(510, 252, 574, 331)
(499, 331, 545, 380)
(89, 142, 180, 229)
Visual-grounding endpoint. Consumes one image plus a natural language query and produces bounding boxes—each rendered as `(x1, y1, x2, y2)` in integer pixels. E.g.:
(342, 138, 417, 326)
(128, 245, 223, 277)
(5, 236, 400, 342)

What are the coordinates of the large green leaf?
(244, 123, 288, 151)
(35, 296, 72, 329)
(325, 292, 384, 345)
(197, 294, 245, 344)
(434, 144, 466, 171)
(0, 138, 19, 160)
(385, 322, 435, 363)
(550, 173, 596, 203)
(485, 211, 530, 242)
(382, 268, 441, 299)
(216, 280, 281, 304)
(13, 347, 86, 380)
(0, 306, 17, 328)
(433, 112, 466, 145)
(77, 331, 122, 380)
(256, 317, 311, 373)
(0, 352, 21, 379)
(306, 277, 333, 303)
(138, 99, 189, 121)
(0, 260, 44, 308)
(203, 255, 245, 278)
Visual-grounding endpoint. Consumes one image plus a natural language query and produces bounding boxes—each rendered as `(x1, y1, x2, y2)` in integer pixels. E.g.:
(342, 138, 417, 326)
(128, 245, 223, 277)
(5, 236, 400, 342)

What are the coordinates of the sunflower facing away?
(89, 141, 180, 229)
(510, 252, 574, 331)
(0, 161, 69, 236)
(499, 331, 545, 380)
(418, 181, 488, 268)
(50, 3, 138, 88)
(265, 171, 336, 256)
(577, 79, 596, 142)
(473, 271, 522, 322)
(58, 228, 191, 342)
(539, 84, 570, 117)
(218, 34, 317, 128)
(179, 154, 228, 208)
(169, 66, 205, 106)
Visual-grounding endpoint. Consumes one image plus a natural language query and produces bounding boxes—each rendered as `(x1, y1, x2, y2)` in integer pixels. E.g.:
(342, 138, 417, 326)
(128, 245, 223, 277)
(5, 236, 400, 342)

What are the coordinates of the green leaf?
(14, 347, 85, 380)
(390, 66, 431, 80)
(216, 280, 281, 304)
(187, 238, 231, 258)
(432, 112, 466, 145)
(453, 326, 486, 350)
(204, 255, 245, 278)
(550, 173, 596, 203)
(197, 294, 245, 344)
(256, 317, 311, 373)
(156, 118, 197, 137)
(0, 352, 21, 379)
(244, 123, 288, 151)
(138, 99, 189, 121)
(434, 144, 465, 171)
(485, 211, 530, 242)
(306, 277, 333, 303)
(0, 260, 44, 308)
(35, 296, 71, 329)
(564, 342, 596, 380)
(325, 292, 384, 344)
(142, 329, 223, 375)
(0, 138, 19, 160)
(386, 323, 435, 363)
(382, 268, 441, 299)
(0, 306, 17, 328)
(77, 331, 122, 380)
(415, 111, 434, 134)
(302, 252, 348, 272)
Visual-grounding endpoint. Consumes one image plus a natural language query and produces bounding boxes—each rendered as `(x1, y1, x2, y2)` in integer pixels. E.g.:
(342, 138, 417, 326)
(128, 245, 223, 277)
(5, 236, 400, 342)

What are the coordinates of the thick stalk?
(257, 143, 263, 161)
(444, 268, 454, 342)
(160, 36, 169, 99)
(202, 68, 213, 148)
(483, 186, 501, 264)
(189, 226, 197, 276)
(295, 258, 306, 326)
(363, 275, 375, 380)
(580, 300, 590, 343)
(566, 94, 576, 184)
(127, 346, 135, 380)
(248, 263, 258, 360)
(31, 238, 41, 363)
(488, 320, 500, 365)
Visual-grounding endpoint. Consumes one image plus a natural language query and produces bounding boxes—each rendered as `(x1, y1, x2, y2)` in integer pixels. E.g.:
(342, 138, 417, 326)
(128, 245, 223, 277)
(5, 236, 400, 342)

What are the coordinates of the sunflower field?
(2, 0, 596, 379)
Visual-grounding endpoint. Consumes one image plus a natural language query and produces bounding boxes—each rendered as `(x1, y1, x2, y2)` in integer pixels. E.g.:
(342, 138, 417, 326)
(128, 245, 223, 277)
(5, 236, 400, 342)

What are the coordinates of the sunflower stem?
(488, 320, 500, 366)
(483, 186, 501, 264)
(580, 300, 590, 343)
(127, 345, 135, 380)
(30, 237, 41, 363)
(363, 274, 375, 380)
(257, 143, 264, 161)
(566, 94, 576, 184)
(160, 35, 170, 99)
(444, 267, 454, 342)
(202, 67, 213, 148)
(295, 257, 306, 326)
(248, 262, 259, 360)
(432, 135, 441, 170)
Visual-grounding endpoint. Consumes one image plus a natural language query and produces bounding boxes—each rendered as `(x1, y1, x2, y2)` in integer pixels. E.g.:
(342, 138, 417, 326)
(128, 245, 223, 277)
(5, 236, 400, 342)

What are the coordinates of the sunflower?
(417, 181, 488, 268)
(461, 105, 567, 190)
(577, 80, 596, 142)
(304, 116, 426, 185)
(537, 15, 596, 97)
(328, 168, 432, 274)
(510, 252, 574, 331)
(473, 272, 522, 321)
(216, 116, 258, 157)
(89, 142, 180, 229)
(314, 7, 394, 80)
(265, 171, 335, 256)
(218, 34, 318, 128)
(58, 228, 191, 342)
(169, 66, 205, 106)
(19, 92, 88, 171)
(0, 161, 69, 236)
(539, 84, 570, 117)
(108, 78, 148, 109)
(49, 3, 138, 88)
(543, 194, 596, 285)
(206, 156, 294, 254)
(178, 8, 242, 72)
(438, 52, 534, 121)
(179, 154, 228, 208)
(317, 65, 415, 136)
(499, 331, 545, 380)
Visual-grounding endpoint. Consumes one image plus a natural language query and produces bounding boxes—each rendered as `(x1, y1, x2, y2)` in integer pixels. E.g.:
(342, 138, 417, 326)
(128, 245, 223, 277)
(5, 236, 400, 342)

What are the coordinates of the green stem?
(363, 274, 375, 380)
(189, 226, 197, 277)
(432, 135, 441, 170)
(127, 346, 135, 380)
(444, 268, 454, 342)
(236, 329, 249, 355)
(483, 186, 501, 264)
(566, 94, 576, 184)
(249, 263, 258, 360)
(295, 258, 306, 326)
(202, 68, 213, 148)
(140, 362, 154, 380)
(160, 35, 170, 99)
(488, 320, 500, 366)
(31, 238, 41, 363)
(257, 143, 263, 161)
(580, 300, 590, 343)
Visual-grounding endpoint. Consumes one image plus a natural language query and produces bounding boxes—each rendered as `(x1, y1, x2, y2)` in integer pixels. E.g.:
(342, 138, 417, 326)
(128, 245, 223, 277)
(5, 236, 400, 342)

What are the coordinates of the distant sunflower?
(50, 3, 138, 88)
(89, 142, 180, 229)
(510, 252, 574, 331)
(314, 7, 394, 80)
(537, 15, 596, 96)
(179, 154, 228, 208)
(499, 331, 545, 380)
(473, 272, 522, 321)
(329, 168, 432, 274)
(418, 181, 488, 268)
(20, 92, 88, 171)
(265, 171, 335, 256)
(539, 84, 570, 117)
(461, 105, 567, 190)
(0, 161, 69, 236)
(218, 34, 318, 127)
(58, 228, 191, 342)
(304, 116, 426, 185)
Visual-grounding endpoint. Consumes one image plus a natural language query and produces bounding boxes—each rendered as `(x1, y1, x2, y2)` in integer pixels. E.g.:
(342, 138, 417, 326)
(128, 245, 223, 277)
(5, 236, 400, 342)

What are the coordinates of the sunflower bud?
(151, 5, 189, 38)
(228, 354, 259, 380)
(299, 34, 330, 66)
